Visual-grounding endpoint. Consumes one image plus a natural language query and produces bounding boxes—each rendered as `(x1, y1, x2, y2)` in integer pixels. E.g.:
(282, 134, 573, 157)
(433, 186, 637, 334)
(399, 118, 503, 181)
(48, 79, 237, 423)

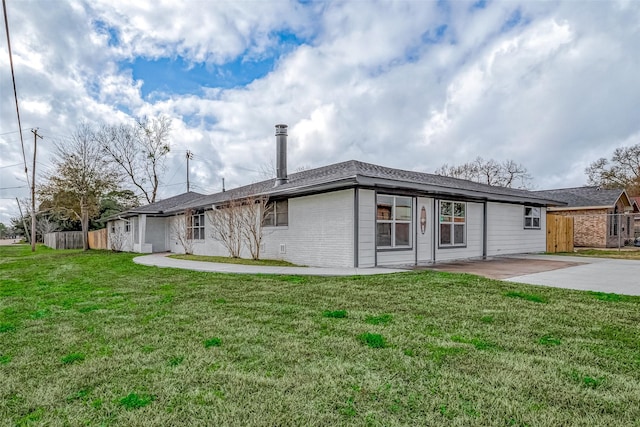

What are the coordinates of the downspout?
(354, 188, 359, 268)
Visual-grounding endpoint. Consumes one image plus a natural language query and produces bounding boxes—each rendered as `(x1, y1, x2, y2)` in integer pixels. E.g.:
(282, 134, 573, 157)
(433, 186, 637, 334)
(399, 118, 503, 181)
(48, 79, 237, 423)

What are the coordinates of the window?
(439, 201, 465, 247)
(524, 206, 541, 229)
(376, 195, 412, 248)
(263, 200, 288, 227)
(124, 222, 130, 233)
(110, 224, 115, 233)
(188, 213, 205, 240)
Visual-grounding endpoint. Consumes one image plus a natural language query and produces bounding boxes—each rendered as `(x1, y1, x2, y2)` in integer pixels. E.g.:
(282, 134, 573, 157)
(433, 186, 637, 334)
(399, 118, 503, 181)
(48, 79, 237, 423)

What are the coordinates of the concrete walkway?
(133, 253, 408, 276)
(133, 253, 640, 296)
(504, 254, 640, 296)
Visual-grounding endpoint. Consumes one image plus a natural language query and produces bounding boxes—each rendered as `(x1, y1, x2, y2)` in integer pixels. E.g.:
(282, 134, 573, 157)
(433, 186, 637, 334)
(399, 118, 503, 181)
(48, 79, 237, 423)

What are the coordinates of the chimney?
(275, 124, 288, 186)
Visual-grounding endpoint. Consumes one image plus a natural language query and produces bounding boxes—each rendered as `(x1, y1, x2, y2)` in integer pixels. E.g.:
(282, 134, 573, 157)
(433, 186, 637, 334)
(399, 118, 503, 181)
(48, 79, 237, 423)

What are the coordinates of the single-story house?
(534, 186, 636, 248)
(107, 125, 564, 268)
(107, 191, 204, 253)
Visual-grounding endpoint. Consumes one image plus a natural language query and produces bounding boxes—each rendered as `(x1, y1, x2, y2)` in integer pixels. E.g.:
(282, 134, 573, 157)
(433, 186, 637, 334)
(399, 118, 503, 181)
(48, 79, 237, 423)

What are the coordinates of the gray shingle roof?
(160, 160, 562, 214)
(533, 186, 624, 208)
(121, 191, 205, 216)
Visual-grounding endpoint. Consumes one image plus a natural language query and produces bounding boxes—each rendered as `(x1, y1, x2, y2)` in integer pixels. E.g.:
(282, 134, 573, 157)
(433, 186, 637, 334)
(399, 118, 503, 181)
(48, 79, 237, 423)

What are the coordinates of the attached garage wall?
(486, 202, 546, 256)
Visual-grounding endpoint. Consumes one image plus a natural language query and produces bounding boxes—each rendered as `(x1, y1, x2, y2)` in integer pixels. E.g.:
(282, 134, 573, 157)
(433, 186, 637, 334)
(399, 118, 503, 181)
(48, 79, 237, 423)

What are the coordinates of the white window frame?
(524, 206, 541, 230)
(376, 195, 413, 249)
(188, 212, 205, 240)
(439, 200, 466, 248)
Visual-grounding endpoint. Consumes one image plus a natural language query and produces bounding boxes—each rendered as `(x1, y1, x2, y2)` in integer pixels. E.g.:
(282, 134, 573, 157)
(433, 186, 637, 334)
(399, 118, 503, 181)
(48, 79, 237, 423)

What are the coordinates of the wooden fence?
(546, 214, 574, 253)
(44, 229, 109, 250)
(88, 229, 108, 250)
(44, 231, 84, 250)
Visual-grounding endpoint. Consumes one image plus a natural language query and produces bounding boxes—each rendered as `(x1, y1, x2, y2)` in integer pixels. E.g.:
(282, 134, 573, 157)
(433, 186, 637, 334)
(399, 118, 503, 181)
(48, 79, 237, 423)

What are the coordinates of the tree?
(207, 201, 244, 258)
(238, 195, 271, 260)
(0, 223, 7, 239)
(39, 123, 120, 250)
(586, 143, 640, 195)
(434, 157, 532, 189)
(171, 208, 195, 255)
(207, 193, 272, 260)
(97, 116, 172, 204)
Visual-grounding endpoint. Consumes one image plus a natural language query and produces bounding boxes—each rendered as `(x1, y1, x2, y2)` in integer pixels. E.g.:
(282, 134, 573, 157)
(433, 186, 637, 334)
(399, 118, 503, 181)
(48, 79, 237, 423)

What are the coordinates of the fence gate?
(546, 214, 574, 253)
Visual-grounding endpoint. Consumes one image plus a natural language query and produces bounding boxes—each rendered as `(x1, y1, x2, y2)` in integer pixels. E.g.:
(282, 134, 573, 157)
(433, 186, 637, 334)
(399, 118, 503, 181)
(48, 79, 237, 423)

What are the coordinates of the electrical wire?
(2, 0, 30, 190)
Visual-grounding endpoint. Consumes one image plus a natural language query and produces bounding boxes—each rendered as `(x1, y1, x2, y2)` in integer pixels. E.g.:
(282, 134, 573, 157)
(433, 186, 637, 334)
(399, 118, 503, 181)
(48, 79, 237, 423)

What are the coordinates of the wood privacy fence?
(44, 231, 84, 249)
(546, 214, 574, 253)
(88, 229, 108, 250)
(44, 229, 109, 250)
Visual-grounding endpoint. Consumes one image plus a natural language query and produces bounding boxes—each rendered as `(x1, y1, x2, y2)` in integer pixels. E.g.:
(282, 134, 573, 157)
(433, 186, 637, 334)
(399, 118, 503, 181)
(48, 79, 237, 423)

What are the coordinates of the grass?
(1, 244, 639, 425)
(553, 248, 640, 260)
(169, 254, 300, 266)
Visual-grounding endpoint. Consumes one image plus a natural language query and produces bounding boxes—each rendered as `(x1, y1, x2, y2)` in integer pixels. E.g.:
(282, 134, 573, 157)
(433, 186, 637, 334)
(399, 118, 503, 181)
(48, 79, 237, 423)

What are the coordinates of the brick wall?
(551, 209, 607, 247)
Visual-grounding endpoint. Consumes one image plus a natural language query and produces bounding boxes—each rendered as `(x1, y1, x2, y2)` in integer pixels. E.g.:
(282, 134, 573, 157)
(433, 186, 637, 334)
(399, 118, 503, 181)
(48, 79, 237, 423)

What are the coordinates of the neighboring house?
(107, 125, 563, 268)
(534, 187, 635, 248)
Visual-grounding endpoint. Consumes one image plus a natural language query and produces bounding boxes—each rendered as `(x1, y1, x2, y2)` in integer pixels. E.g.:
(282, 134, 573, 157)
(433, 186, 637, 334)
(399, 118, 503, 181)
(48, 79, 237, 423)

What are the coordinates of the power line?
(0, 162, 23, 169)
(0, 185, 28, 190)
(2, 0, 30, 190)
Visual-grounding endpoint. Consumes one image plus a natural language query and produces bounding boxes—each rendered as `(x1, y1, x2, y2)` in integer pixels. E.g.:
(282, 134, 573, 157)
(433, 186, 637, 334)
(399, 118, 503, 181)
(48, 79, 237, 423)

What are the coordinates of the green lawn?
(563, 248, 640, 260)
(1, 245, 639, 426)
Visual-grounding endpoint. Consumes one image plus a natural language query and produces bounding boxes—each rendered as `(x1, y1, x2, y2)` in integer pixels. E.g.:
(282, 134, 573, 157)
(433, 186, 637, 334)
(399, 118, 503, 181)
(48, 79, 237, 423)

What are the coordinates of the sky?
(1, 0, 639, 226)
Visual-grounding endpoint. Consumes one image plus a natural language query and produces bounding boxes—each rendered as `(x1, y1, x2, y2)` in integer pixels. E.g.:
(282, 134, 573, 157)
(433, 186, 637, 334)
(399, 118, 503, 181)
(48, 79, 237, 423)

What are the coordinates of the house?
(107, 191, 204, 252)
(534, 186, 636, 248)
(107, 125, 563, 268)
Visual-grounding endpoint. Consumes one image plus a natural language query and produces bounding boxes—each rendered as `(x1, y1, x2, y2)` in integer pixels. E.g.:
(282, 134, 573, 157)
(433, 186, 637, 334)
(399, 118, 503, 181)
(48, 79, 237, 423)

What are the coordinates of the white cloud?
(1, 0, 640, 225)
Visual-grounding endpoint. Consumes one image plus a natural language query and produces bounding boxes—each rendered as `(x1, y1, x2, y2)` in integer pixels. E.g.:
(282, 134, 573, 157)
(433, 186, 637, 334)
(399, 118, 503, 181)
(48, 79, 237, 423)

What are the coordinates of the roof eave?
(356, 176, 564, 205)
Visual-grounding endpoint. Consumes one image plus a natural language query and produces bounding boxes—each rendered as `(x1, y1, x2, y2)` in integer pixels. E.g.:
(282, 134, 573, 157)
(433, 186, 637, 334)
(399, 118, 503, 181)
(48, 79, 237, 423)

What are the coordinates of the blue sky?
(1, 0, 639, 224)
(124, 31, 309, 99)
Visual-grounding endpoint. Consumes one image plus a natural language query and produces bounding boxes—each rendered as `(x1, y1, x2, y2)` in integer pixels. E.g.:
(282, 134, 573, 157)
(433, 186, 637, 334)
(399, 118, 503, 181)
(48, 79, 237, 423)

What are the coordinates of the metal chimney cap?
(275, 124, 288, 135)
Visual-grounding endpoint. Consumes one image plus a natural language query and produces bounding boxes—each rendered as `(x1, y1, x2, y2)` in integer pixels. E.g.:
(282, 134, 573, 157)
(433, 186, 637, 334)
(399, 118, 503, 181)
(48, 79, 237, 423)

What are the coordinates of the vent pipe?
(275, 124, 288, 186)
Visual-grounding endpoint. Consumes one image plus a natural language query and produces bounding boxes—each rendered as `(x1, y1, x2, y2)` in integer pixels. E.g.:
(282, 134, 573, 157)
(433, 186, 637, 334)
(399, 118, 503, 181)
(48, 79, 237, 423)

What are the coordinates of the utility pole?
(30, 128, 42, 252)
(15, 197, 29, 244)
(186, 150, 193, 192)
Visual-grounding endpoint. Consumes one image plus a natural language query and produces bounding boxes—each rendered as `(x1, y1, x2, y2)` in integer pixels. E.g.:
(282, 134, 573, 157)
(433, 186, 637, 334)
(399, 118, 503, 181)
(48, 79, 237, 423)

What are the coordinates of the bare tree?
(97, 116, 172, 204)
(171, 209, 195, 255)
(586, 143, 640, 194)
(435, 157, 532, 189)
(238, 195, 272, 260)
(39, 123, 120, 250)
(109, 224, 126, 252)
(36, 215, 60, 242)
(207, 201, 244, 258)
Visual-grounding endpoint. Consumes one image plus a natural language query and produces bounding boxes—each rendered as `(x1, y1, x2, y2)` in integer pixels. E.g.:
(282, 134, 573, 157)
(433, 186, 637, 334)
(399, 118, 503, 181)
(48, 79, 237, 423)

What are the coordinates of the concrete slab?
(504, 255, 640, 296)
(422, 257, 584, 280)
(133, 253, 408, 276)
